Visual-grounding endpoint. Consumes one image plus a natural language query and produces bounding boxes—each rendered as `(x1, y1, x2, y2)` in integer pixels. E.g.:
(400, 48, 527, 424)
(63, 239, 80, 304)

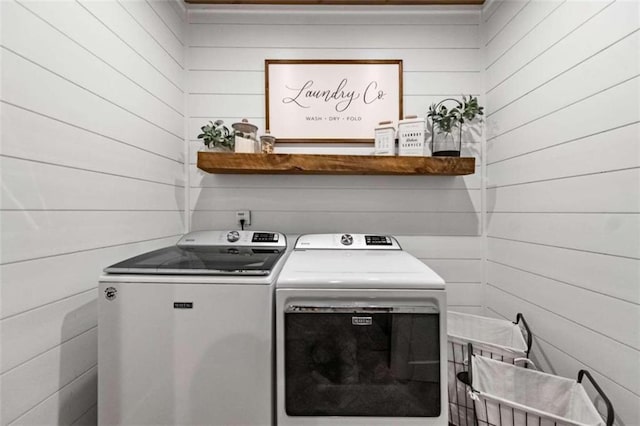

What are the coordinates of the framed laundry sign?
(265, 59, 403, 143)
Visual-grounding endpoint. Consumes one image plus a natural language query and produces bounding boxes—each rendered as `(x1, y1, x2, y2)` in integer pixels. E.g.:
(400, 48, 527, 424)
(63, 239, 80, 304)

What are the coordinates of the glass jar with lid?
(260, 130, 276, 154)
(232, 118, 259, 153)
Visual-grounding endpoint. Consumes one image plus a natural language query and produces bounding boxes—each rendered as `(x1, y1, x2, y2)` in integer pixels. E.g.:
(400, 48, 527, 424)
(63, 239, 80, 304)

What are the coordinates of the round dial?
(226, 230, 240, 242)
(340, 234, 353, 246)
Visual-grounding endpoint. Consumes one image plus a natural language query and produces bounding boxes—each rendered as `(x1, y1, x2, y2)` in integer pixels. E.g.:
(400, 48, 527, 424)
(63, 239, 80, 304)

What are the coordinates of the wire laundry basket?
(459, 343, 614, 426)
(447, 312, 532, 426)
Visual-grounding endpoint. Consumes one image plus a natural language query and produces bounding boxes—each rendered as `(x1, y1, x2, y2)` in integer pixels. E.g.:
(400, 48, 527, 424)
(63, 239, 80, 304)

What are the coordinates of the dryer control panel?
(295, 233, 401, 250)
(364, 235, 393, 246)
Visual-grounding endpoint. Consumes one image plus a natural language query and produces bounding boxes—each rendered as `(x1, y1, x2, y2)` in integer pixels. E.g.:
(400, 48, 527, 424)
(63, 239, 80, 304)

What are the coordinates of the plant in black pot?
(198, 119, 235, 151)
(427, 95, 484, 157)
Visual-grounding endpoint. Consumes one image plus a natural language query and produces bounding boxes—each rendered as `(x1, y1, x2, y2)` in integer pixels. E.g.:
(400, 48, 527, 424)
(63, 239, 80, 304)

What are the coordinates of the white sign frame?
(265, 60, 403, 143)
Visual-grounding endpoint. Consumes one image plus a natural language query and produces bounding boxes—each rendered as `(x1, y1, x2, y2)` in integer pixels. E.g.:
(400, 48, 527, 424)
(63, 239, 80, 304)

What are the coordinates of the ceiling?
(184, 1, 484, 5)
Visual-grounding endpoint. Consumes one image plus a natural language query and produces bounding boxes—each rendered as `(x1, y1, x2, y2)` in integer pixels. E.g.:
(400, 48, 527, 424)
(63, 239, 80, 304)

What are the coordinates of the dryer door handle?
(285, 305, 439, 314)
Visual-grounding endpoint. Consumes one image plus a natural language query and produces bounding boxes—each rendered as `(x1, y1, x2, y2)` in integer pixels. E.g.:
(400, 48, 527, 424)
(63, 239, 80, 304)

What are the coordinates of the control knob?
(227, 230, 240, 243)
(340, 234, 353, 246)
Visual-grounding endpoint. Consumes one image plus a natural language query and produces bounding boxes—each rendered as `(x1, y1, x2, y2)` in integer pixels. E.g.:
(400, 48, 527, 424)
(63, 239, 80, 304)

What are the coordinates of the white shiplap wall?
(187, 5, 485, 313)
(482, 0, 640, 424)
(0, 1, 186, 425)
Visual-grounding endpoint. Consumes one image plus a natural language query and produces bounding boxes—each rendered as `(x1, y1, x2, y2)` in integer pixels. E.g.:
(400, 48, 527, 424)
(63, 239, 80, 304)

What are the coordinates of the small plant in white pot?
(427, 95, 484, 157)
(198, 120, 235, 151)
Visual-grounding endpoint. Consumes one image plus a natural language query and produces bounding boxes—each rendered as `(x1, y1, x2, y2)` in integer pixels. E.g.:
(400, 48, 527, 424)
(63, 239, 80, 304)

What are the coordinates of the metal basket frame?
(461, 343, 614, 426)
(448, 313, 532, 426)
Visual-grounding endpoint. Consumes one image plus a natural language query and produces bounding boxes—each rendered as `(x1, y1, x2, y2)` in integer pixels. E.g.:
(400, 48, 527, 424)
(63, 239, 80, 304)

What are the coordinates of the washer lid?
(277, 249, 445, 289)
(104, 230, 286, 275)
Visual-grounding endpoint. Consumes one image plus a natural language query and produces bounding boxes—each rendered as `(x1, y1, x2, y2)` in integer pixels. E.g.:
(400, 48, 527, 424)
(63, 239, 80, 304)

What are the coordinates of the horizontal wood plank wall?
(0, 1, 186, 425)
(187, 5, 485, 313)
(482, 0, 640, 424)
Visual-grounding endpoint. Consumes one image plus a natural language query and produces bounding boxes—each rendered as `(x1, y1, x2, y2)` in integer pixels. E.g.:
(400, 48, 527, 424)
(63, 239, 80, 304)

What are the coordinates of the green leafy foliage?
(427, 95, 484, 135)
(197, 119, 235, 150)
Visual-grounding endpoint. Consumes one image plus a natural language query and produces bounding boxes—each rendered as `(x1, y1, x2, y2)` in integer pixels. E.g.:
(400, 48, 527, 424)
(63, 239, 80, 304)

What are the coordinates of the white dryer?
(99, 230, 287, 426)
(275, 233, 447, 426)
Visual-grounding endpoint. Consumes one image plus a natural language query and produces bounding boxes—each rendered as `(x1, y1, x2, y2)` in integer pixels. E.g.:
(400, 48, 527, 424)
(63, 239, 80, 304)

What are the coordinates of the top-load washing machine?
(98, 230, 287, 426)
(275, 233, 447, 426)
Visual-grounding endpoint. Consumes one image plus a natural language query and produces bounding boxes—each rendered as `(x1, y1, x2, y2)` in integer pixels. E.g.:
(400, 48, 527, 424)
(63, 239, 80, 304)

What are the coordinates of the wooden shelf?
(197, 152, 475, 175)
(185, 1, 485, 5)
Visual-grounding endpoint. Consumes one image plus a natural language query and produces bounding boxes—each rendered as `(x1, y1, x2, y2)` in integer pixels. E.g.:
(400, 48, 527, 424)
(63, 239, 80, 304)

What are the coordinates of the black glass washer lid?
(104, 245, 284, 275)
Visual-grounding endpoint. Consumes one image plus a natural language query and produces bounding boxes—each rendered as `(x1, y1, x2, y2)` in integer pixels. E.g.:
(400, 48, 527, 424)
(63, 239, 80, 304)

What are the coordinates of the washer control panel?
(252, 232, 279, 243)
(296, 234, 401, 250)
(177, 230, 286, 247)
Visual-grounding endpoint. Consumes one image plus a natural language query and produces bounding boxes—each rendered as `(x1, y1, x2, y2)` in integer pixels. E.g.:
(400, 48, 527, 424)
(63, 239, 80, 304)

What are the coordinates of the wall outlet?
(235, 210, 251, 226)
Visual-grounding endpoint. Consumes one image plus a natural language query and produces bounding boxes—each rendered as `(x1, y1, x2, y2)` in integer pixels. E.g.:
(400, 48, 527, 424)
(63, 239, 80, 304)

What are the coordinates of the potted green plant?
(426, 95, 484, 157)
(198, 120, 235, 151)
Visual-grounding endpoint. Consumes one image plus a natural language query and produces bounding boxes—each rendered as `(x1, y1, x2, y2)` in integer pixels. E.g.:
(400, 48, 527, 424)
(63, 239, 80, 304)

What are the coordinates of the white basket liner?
(448, 311, 528, 358)
(447, 311, 530, 426)
(471, 355, 605, 426)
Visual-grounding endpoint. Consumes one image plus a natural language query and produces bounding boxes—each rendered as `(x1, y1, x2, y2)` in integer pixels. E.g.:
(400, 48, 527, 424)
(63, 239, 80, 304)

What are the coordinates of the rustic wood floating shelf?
(186, 1, 484, 4)
(197, 152, 475, 175)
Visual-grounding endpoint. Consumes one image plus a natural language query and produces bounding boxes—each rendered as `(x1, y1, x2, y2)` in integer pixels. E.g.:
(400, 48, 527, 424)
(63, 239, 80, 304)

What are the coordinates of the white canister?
(374, 121, 396, 156)
(398, 115, 430, 157)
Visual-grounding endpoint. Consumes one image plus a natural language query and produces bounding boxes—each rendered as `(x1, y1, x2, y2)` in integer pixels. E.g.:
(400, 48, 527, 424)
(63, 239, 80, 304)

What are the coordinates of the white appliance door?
(99, 281, 272, 426)
(276, 288, 448, 426)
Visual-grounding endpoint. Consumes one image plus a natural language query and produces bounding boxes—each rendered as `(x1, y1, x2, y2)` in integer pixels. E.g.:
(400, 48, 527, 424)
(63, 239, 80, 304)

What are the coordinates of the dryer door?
(283, 304, 441, 417)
